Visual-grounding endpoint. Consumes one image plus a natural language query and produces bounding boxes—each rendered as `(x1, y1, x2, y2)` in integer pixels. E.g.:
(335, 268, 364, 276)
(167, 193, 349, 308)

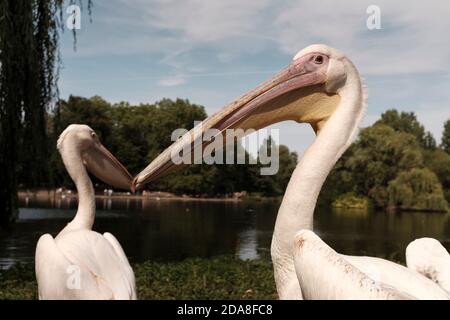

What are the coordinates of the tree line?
(39, 96, 450, 213)
(45, 96, 298, 197)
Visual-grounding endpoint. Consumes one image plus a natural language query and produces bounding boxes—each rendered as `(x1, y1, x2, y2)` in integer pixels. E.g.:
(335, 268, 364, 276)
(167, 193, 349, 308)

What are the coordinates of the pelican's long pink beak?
(132, 52, 330, 190)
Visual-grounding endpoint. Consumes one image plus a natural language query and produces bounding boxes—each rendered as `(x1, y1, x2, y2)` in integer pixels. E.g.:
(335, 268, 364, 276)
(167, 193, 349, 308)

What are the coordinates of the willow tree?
(0, 0, 91, 227)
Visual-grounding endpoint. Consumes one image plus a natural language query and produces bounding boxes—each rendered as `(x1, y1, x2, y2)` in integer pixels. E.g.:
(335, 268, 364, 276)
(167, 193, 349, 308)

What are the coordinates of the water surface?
(1, 196, 449, 269)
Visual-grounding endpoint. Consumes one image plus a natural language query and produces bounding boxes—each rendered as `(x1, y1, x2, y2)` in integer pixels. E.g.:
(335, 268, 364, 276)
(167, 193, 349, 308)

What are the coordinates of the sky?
(59, 0, 450, 155)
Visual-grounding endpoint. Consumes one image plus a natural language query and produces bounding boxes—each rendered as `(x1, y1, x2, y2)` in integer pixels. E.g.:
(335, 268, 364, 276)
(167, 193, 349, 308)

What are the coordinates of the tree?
(388, 168, 448, 212)
(275, 145, 298, 194)
(321, 110, 450, 211)
(376, 109, 436, 149)
(0, 1, 92, 227)
(442, 119, 450, 154)
(345, 124, 423, 207)
(424, 148, 450, 203)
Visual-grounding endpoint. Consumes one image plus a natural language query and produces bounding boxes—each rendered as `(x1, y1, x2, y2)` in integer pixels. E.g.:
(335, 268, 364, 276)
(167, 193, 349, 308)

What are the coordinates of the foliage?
(442, 119, 450, 154)
(47, 96, 298, 197)
(322, 110, 449, 212)
(423, 149, 450, 203)
(0, 0, 92, 228)
(388, 168, 448, 212)
(376, 109, 436, 149)
(332, 193, 369, 210)
(0, 256, 277, 300)
(331, 124, 423, 208)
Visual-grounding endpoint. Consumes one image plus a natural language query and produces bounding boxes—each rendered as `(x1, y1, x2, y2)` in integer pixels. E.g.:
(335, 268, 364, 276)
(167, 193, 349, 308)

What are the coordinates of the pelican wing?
(406, 238, 450, 293)
(293, 230, 413, 300)
(344, 254, 449, 299)
(55, 230, 136, 300)
(36, 234, 113, 300)
(103, 232, 137, 299)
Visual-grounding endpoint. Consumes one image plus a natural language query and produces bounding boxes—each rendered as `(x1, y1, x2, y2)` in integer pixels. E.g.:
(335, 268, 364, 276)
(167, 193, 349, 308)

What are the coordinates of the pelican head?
(58, 124, 132, 190)
(133, 44, 359, 190)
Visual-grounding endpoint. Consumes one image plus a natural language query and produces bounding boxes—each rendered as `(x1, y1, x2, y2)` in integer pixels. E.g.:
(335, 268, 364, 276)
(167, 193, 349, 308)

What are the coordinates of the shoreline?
(18, 189, 278, 203)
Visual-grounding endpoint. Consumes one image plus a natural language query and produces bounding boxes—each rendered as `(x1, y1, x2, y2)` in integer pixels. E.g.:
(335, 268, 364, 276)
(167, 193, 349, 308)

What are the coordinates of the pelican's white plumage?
(406, 238, 450, 293)
(35, 124, 136, 300)
(293, 230, 413, 300)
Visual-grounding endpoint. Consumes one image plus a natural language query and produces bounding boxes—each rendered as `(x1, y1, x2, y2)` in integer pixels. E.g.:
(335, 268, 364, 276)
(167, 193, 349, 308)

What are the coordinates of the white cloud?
(158, 75, 186, 87)
(67, 1, 450, 76)
(59, 0, 450, 153)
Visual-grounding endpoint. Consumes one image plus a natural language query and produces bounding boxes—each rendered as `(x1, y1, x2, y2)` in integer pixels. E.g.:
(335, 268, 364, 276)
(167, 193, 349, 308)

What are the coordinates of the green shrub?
(388, 168, 448, 212)
(332, 193, 369, 210)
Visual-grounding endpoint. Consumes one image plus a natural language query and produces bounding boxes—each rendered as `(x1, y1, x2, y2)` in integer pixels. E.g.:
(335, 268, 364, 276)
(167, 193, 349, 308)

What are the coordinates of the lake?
(1, 196, 449, 269)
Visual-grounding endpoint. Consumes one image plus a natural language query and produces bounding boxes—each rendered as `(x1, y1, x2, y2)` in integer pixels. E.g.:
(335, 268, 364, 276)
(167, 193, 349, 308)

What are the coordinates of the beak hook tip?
(130, 177, 138, 193)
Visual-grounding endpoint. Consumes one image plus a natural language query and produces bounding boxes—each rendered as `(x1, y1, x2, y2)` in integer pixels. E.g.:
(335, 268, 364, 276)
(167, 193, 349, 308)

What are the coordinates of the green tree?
(424, 148, 450, 203)
(274, 145, 298, 195)
(109, 98, 207, 176)
(346, 124, 423, 207)
(442, 119, 450, 154)
(376, 109, 436, 149)
(321, 110, 450, 211)
(388, 168, 448, 212)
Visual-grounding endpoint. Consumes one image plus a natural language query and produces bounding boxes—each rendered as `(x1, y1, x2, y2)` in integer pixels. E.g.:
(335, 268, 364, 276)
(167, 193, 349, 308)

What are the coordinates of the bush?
(332, 193, 369, 210)
(388, 168, 448, 212)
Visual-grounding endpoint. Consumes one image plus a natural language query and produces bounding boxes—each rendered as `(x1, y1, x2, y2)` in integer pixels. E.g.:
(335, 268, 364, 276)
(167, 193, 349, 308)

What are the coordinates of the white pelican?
(132, 44, 449, 299)
(35, 124, 136, 300)
(406, 238, 450, 293)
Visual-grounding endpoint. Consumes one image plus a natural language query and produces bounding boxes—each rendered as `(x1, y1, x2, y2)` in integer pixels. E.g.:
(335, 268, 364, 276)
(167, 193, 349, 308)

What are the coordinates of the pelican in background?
(406, 238, 450, 293)
(36, 124, 136, 300)
(133, 44, 449, 299)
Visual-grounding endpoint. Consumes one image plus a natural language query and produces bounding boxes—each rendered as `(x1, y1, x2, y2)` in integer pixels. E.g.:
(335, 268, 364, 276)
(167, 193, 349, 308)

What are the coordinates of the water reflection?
(0, 197, 449, 269)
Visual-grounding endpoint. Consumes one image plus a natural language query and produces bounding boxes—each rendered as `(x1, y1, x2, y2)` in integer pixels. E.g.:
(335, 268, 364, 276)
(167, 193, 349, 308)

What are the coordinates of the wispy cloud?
(158, 75, 186, 87)
(59, 0, 450, 153)
(71, 0, 450, 75)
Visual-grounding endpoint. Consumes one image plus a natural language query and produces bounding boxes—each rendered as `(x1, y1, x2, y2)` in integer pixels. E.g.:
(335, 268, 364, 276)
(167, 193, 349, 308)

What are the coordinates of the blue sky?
(59, 0, 450, 155)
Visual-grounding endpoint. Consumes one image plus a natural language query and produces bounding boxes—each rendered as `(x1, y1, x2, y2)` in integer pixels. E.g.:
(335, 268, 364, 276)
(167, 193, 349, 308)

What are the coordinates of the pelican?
(132, 44, 449, 299)
(35, 124, 136, 300)
(406, 238, 450, 293)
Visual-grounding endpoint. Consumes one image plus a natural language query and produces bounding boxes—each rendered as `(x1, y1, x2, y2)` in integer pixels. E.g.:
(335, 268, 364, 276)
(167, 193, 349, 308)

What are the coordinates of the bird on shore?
(35, 124, 136, 300)
(132, 44, 449, 299)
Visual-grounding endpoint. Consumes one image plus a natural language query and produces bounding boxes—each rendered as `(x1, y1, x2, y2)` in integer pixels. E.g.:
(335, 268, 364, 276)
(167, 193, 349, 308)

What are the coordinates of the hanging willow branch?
(0, 0, 92, 227)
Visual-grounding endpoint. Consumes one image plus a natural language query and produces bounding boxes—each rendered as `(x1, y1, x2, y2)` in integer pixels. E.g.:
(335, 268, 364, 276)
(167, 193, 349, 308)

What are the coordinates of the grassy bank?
(0, 256, 277, 300)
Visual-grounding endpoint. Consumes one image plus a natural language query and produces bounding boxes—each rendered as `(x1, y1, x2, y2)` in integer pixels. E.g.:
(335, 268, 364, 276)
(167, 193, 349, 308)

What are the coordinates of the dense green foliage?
(332, 193, 369, 210)
(442, 119, 450, 154)
(0, 256, 277, 300)
(376, 109, 436, 149)
(321, 110, 449, 212)
(47, 96, 298, 197)
(388, 168, 448, 211)
(424, 148, 450, 203)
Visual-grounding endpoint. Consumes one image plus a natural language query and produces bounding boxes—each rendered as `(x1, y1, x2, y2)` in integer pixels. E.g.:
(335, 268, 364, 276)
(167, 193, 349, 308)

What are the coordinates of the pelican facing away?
(36, 124, 136, 300)
(406, 238, 450, 293)
(133, 44, 449, 299)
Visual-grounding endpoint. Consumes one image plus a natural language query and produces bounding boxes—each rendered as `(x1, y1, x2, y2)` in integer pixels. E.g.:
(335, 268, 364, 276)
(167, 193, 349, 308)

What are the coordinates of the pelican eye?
(91, 132, 96, 138)
(314, 55, 324, 64)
